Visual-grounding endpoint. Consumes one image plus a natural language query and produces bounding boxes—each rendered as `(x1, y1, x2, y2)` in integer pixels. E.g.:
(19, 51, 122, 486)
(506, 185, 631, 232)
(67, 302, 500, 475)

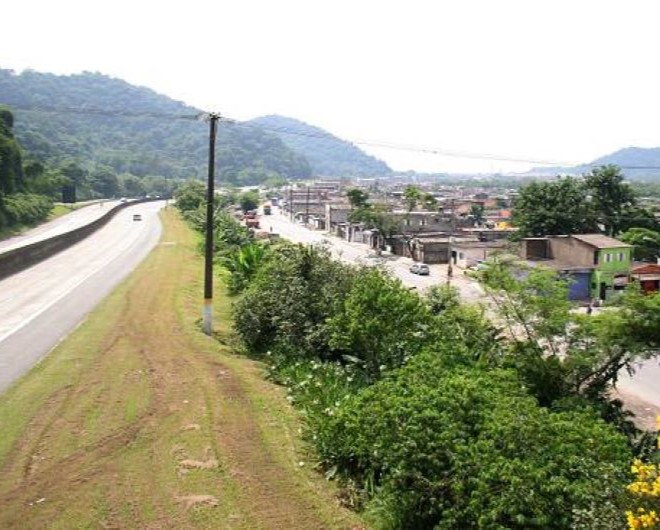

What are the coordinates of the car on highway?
(133, 214, 142, 221)
(409, 263, 430, 275)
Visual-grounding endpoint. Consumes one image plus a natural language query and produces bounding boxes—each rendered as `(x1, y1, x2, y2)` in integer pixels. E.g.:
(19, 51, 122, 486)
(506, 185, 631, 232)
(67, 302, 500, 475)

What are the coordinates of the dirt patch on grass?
(176, 494, 219, 510)
(0, 208, 363, 529)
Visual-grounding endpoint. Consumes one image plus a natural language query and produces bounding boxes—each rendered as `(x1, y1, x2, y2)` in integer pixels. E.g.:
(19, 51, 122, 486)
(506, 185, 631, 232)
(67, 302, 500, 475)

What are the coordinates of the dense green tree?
(402, 184, 422, 211)
(346, 188, 369, 209)
(119, 173, 146, 197)
(349, 204, 401, 248)
(512, 177, 598, 237)
(619, 227, 660, 262)
(238, 190, 259, 213)
(173, 180, 206, 213)
(422, 191, 438, 209)
(469, 203, 485, 226)
(321, 355, 630, 529)
(584, 165, 638, 236)
(0, 106, 24, 195)
(479, 259, 660, 449)
(0, 106, 54, 230)
(326, 268, 433, 381)
(233, 244, 357, 360)
(89, 166, 120, 198)
(617, 205, 659, 233)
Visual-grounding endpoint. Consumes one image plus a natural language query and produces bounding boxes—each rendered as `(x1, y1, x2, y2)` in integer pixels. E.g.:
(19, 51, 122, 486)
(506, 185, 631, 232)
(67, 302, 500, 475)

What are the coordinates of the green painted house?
(570, 234, 633, 300)
(520, 233, 633, 301)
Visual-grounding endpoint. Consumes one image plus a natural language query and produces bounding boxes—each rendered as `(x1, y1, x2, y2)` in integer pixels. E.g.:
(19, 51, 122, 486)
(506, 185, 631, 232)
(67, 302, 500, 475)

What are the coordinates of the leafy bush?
(233, 243, 356, 360)
(319, 350, 631, 529)
(326, 267, 433, 381)
(0, 193, 53, 229)
(221, 242, 270, 294)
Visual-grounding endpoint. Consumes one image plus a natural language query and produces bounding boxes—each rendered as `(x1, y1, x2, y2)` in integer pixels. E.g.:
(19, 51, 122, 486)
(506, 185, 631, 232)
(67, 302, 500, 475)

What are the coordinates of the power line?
(225, 120, 660, 171)
(8, 104, 200, 121)
(8, 103, 660, 171)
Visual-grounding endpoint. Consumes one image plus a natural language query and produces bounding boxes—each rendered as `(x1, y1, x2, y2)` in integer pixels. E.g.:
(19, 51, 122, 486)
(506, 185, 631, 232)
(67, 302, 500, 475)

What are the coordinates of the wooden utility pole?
(447, 198, 455, 284)
(203, 113, 220, 335)
(305, 185, 310, 225)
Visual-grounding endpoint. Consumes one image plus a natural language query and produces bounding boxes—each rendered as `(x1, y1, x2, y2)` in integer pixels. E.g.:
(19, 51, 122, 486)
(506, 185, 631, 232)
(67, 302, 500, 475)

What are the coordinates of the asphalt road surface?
(0, 200, 123, 253)
(0, 201, 165, 394)
(617, 359, 660, 409)
(259, 207, 485, 302)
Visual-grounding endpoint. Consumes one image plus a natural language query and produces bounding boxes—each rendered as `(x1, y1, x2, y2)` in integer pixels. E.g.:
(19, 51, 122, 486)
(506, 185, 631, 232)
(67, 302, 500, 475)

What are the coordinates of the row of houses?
(277, 184, 659, 300)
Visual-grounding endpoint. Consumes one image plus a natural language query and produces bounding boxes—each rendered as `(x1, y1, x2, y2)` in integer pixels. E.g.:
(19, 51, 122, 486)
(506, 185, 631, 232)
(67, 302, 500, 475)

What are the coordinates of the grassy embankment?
(0, 207, 363, 529)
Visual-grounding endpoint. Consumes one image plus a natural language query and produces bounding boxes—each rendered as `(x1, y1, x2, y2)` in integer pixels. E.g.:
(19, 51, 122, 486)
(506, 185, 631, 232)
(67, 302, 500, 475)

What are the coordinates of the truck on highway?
(263, 205, 272, 215)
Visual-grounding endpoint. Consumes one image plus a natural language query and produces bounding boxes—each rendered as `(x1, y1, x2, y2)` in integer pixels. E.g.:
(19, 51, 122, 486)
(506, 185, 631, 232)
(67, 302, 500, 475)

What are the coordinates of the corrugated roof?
(632, 263, 660, 275)
(570, 234, 632, 248)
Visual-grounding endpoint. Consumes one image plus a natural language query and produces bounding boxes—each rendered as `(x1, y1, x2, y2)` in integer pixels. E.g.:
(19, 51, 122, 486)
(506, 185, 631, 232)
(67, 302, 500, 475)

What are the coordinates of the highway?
(0, 200, 123, 253)
(0, 201, 165, 393)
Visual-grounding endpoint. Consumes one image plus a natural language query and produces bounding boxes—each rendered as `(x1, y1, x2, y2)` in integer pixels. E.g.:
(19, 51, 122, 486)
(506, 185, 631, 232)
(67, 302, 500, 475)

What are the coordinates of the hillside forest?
(0, 69, 331, 184)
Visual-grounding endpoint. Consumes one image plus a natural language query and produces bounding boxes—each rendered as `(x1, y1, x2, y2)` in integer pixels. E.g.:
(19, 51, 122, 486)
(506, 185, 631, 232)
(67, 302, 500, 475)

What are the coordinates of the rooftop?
(569, 234, 632, 249)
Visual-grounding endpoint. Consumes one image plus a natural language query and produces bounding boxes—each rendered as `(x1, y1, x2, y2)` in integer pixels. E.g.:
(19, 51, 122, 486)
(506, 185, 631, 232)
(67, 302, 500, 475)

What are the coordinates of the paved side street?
(258, 207, 486, 303)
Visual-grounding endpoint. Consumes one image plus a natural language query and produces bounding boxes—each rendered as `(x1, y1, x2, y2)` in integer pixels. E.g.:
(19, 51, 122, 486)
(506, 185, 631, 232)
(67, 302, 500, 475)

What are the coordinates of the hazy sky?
(3, 0, 660, 173)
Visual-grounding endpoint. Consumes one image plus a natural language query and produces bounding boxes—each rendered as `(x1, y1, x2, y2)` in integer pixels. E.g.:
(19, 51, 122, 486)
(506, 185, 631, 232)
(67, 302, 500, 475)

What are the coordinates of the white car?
(409, 263, 430, 275)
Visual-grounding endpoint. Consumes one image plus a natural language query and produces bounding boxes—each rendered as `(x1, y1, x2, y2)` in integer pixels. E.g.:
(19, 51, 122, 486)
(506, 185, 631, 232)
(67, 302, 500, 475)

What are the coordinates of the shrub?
(233, 243, 357, 360)
(320, 350, 631, 529)
(0, 193, 53, 229)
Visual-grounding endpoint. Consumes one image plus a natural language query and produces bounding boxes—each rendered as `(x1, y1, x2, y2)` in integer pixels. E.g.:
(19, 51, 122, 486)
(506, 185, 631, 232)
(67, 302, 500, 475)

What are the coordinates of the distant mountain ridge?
(530, 146, 660, 180)
(248, 115, 392, 177)
(0, 69, 311, 184)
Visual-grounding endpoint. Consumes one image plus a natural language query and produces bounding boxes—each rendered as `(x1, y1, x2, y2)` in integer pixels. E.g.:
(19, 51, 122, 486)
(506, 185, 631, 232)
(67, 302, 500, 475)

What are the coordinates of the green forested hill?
(0, 69, 311, 184)
(248, 115, 392, 177)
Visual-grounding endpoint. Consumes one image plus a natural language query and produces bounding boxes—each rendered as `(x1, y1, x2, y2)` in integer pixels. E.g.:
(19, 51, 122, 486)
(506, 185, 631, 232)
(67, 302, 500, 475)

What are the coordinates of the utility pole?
(305, 185, 310, 225)
(446, 198, 455, 284)
(203, 113, 220, 336)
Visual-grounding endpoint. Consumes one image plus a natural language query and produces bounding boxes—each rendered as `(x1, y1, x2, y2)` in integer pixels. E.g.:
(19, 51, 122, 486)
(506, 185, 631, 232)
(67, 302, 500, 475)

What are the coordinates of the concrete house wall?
(548, 237, 595, 268)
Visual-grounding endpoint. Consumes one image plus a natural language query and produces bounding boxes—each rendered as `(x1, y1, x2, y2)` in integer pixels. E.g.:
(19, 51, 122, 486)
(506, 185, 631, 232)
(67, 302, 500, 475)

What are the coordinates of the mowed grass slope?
(0, 207, 363, 529)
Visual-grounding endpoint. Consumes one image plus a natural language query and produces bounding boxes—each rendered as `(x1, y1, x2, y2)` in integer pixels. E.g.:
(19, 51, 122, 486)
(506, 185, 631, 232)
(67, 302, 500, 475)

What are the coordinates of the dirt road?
(0, 208, 362, 529)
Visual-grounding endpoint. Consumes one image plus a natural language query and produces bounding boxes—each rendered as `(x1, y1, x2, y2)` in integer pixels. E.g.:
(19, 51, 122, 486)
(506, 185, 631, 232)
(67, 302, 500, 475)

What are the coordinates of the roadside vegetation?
(176, 185, 660, 529)
(0, 207, 362, 528)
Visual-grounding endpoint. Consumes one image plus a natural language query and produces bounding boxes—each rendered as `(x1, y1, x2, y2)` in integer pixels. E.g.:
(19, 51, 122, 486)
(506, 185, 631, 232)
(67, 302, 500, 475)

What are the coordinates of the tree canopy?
(0, 69, 312, 184)
(512, 167, 657, 238)
(511, 177, 597, 237)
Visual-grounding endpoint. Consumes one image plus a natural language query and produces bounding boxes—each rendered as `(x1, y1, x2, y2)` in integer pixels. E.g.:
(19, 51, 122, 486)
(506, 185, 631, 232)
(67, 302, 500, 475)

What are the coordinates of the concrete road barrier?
(0, 198, 159, 282)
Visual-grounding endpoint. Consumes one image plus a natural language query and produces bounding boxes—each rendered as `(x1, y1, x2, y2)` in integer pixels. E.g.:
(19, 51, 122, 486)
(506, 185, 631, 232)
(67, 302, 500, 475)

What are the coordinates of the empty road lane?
(0, 201, 165, 393)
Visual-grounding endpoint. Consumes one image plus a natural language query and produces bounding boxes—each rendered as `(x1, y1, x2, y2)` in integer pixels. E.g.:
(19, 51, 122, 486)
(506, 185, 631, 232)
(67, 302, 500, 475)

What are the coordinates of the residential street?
(258, 207, 485, 302)
(258, 207, 660, 424)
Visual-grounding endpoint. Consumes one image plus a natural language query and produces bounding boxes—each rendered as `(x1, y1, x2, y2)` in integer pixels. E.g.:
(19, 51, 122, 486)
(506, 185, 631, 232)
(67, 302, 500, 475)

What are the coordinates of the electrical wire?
(7, 103, 660, 171)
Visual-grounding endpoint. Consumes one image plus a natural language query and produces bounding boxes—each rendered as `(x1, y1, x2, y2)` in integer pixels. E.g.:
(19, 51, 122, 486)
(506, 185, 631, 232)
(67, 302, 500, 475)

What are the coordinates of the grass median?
(0, 207, 363, 529)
